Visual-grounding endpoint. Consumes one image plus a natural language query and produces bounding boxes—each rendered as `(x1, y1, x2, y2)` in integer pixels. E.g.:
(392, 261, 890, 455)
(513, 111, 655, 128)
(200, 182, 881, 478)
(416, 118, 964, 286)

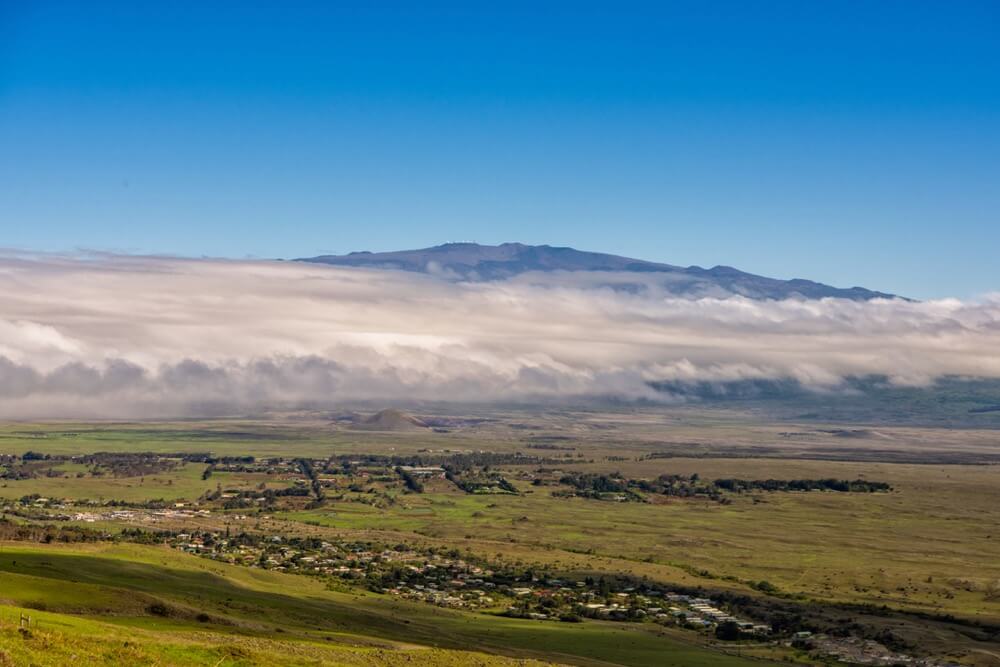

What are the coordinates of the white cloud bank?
(0, 254, 998, 417)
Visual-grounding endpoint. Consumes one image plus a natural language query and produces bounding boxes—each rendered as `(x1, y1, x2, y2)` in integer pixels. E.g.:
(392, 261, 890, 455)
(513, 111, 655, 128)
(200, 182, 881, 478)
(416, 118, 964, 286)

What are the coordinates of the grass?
(279, 459, 1000, 622)
(0, 465, 295, 503)
(0, 542, 766, 666)
(0, 603, 556, 666)
(2, 412, 999, 663)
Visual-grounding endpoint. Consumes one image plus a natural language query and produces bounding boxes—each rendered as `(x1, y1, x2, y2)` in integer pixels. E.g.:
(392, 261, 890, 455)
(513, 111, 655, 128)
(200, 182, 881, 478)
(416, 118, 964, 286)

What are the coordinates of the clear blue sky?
(1, 1, 998, 299)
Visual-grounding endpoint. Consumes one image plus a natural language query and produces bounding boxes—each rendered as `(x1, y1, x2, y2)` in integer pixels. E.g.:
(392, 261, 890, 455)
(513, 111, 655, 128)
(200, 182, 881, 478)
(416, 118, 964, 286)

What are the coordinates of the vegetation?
(0, 408, 998, 665)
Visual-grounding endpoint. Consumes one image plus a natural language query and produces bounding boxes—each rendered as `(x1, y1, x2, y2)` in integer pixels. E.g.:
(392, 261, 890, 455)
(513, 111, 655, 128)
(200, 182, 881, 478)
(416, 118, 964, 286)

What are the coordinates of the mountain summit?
(298, 242, 898, 300)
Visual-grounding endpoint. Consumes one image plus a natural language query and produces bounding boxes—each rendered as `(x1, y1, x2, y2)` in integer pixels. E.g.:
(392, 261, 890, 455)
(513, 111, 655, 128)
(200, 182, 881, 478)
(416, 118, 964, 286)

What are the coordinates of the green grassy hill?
(0, 542, 768, 666)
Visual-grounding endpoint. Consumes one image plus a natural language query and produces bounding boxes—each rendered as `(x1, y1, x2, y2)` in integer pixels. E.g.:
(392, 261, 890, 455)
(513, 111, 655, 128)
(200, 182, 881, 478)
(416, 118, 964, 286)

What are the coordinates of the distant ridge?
(298, 242, 899, 301)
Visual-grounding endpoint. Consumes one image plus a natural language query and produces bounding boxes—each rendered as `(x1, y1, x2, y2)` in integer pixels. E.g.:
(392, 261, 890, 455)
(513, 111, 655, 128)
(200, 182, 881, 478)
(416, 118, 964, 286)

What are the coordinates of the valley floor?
(1, 407, 998, 666)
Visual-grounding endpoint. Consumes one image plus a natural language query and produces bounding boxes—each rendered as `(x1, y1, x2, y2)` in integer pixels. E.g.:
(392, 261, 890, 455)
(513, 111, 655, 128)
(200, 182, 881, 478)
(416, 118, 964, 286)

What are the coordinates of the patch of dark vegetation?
(395, 466, 425, 493)
(553, 473, 648, 501)
(552, 472, 890, 502)
(75, 452, 181, 478)
(443, 465, 518, 495)
(418, 416, 494, 428)
(714, 478, 890, 493)
(0, 518, 108, 543)
(146, 602, 170, 617)
(295, 458, 325, 503)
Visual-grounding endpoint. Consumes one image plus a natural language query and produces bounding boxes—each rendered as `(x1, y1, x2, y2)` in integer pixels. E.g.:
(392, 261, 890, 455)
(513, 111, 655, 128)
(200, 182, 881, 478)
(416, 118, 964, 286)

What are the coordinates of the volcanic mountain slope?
(298, 242, 899, 300)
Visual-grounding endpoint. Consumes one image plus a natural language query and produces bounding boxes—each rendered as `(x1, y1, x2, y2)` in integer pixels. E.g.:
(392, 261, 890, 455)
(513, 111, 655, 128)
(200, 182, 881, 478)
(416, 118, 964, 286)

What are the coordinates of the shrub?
(147, 602, 170, 617)
(715, 621, 743, 641)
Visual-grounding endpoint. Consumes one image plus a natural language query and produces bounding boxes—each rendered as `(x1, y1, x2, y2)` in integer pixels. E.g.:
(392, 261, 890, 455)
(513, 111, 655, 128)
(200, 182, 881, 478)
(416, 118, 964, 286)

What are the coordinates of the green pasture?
(0, 542, 767, 667)
(0, 465, 294, 503)
(282, 461, 1000, 622)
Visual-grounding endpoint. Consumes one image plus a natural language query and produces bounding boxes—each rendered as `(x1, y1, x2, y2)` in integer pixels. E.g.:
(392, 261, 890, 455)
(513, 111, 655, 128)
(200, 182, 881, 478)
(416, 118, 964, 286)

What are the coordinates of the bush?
(752, 580, 780, 594)
(147, 602, 170, 616)
(715, 621, 743, 641)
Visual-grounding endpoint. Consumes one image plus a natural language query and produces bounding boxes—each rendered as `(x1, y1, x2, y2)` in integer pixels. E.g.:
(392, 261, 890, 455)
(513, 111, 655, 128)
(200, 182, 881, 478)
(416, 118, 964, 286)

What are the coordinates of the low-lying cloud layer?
(0, 254, 998, 417)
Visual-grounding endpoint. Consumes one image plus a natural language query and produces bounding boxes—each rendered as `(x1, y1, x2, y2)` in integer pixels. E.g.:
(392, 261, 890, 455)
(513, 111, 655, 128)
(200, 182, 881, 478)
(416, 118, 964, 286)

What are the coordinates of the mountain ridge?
(297, 242, 900, 301)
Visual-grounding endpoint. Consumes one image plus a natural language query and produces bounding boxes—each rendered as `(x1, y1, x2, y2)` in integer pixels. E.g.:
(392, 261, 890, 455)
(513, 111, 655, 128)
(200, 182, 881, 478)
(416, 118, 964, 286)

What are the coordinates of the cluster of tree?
(561, 473, 628, 493)
(191, 454, 255, 464)
(71, 452, 252, 466)
(103, 498, 173, 509)
(0, 517, 108, 543)
(443, 465, 518, 494)
(202, 484, 312, 509)
(296, 458, 325, 504)
(712, 478, 891, 493)
(1, 452, 72, 480)
(172, 453, 215, 463)
(557, 473, 687, 501)
(556, 472, 889, 503)
(634, 474, 723, 500)
(395, 466, 424, 493)
(1, 466, 37, 480)
(118, 527, 171, 544)
(73, 452, 180, 477)
(326, 451, 559, 475)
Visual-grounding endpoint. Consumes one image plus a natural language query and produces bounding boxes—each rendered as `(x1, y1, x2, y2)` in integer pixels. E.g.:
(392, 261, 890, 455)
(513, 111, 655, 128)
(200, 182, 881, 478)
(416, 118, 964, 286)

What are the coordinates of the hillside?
(347, 409, 429, 431)
(0, 542, 761, 667)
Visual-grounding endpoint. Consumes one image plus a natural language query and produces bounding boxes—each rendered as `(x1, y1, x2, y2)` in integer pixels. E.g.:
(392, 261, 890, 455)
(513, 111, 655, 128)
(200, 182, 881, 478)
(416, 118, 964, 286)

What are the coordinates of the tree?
(715, 621, 742, 641)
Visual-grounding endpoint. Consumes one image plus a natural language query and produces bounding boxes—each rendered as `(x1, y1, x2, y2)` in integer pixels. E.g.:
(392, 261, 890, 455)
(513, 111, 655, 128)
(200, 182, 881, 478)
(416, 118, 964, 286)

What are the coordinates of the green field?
(2, 409, 999, 665)
(0, 542, 765, 666)
(275, 459, 1000, 620)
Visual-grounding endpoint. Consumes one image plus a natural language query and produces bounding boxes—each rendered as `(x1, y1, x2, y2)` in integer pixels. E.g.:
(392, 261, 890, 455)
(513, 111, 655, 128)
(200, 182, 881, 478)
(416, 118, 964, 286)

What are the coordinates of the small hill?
(351, 409, 428, 431)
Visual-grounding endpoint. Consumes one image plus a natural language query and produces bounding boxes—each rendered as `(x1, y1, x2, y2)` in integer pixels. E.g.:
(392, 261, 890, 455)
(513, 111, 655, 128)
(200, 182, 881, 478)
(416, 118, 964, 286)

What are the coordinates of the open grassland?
(0, 422, 326, 458)
(2, 414, 999, 622)
(0, 605, 560, 667)
(4, 407, 1000, 462)
(0, 542, 765, 667)
(274, 458, 1000, 623)
(0, 464, 294, 502)
(1, 409, 999, 664)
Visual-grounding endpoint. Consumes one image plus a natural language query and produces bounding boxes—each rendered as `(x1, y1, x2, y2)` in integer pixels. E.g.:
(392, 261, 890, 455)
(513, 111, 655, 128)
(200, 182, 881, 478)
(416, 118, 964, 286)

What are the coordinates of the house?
(399, 466, 445, 477)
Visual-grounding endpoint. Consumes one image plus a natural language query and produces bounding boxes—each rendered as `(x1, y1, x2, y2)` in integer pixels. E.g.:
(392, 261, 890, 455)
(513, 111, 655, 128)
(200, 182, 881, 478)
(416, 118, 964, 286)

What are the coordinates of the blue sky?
(1, 1, 998, 299)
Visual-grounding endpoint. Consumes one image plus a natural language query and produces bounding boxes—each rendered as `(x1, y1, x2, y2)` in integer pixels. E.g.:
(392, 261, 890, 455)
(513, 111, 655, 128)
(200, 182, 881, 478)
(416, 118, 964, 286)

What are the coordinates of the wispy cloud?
(0, 254, 997, 417)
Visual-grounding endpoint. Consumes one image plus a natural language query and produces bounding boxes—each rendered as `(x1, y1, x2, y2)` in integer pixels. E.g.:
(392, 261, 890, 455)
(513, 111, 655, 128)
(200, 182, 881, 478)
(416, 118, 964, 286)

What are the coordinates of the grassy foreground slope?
(0, 605, 548, 667)
(0, 542, 768, 667)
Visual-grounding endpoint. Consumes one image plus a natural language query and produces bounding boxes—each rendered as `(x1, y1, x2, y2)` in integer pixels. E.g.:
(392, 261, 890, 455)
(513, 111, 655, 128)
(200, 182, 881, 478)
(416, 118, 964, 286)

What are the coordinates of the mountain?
(298, 242, 899, 300)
